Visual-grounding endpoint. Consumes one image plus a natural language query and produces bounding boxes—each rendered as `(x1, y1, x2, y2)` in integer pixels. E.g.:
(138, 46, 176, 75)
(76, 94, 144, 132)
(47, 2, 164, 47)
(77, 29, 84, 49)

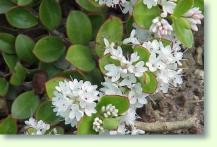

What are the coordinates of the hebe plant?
(0, 0, 204, 135)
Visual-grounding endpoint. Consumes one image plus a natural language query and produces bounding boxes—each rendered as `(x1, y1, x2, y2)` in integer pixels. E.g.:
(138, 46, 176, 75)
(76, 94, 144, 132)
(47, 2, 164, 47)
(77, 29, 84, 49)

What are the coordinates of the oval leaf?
(139, 71, 158, 93)
(6, 7, 38, 29)
(99, 55, 120, 74)
(11, 91, 40, 119)
(9, 62, 27, 86)
(95, 16, 123, 57)
(133, 0, 160, 29)
(33, 36, 65, 63)
(2, 53, 18, 72)
(15, 34, 37, 64)
(45, 77, 66, 99)
(103, 118, 120, 130)
(173, 0, 194, 17)
(77, 115, 97, 135)
(16, 0, 33, 6)
(39, 0, 62, 30)
(96, 95, 129, 114)
(0, 116, 17, 134)
(0, 0, 14, 14)
(36, 101, 60, 125)
(66, 11, 92, 45)
(75, 0, 104, 12)
(172, 17, 193, 48)
(66, 45, 96, 72)
(133, 45, 150, 63)
(0, 32, 15, 54)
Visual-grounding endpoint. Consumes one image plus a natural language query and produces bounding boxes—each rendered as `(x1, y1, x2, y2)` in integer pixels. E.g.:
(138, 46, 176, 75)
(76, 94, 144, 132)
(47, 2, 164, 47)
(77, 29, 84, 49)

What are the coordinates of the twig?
(134, 115, 198, 132)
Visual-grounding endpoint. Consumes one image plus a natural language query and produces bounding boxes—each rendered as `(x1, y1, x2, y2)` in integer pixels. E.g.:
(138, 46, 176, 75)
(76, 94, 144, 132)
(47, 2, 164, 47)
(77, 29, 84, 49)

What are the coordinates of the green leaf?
(45, 77, 66, 99)
(6, 7, 38, 29)
(11, 91, 40, 119)
(96, 95, 129, 114)
(133, 0, 160, 29)
(33, 36, 65, 63)
(172, 17, 193, 48)
(103, 118, 120, 130)
(0, 0, 14, 14)
(139, 71, 158, 94)
(0, 116, 17, 134)
(173, 0, 194, 17)
(36, 101, 60, 125)
(89, 14, 106, 38)
(95, 16, 123, 57)
(194, 0, 204, 12)
(9, 62, 27, 86)
(39, 0, 62, 30)
(0, 32, 15, 54)
(0, 77, 9, 97)
(48, 127, 64, 135)
(99, 55, 119, 74)
(16, 0, 33, 6)
(66, 11, 92, 45)
(133, 45, 150, 63)
(66, 45, 96, 72)
(77, 115, 97, 135)
(15, 34, 37, 64)
(2, 53, 18, 72)
(75, 0, 104, 12)
(39, 63, 62, 78)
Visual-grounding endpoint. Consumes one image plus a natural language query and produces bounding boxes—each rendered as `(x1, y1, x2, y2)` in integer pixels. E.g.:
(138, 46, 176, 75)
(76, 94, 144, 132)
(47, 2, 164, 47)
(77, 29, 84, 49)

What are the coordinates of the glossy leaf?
(9, 62, 27, 86)
(16, 0, 33, 6)
(0, 32, 15, 54)
(39, 0, 62, 30)
(0, 0, 14, 14)
(15, 34, 37, 64)
(0, 77, 9, 97)
(173, 0, 194, 17)
(95, 16, 123, 57)
(0, 116, 17, 134)
(36, 101, 60, 125)
(133, 45, 150, 63)
(33, 36, 65, 63)
(77, 115, 97, 135)
(2, 53, 18, 72)
(75, 0, 104, 12)
(172, 17, 193, 48)
(6, 7, 38, 29)
(45, 77, 66, 99)
(66, 45, 96, 72)
(133, 0, 160, 29)
(96, 95, 129, 114)
(103, 118, 119, 130)
(11, 91, 40, 119)
(139, 71, 158, 94)
(66, 11, 92, 45)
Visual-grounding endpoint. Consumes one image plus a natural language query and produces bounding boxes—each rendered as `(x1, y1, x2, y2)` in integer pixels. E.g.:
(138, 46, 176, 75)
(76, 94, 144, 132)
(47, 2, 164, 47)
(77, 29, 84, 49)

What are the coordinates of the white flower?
(160, 0, 176, 17)
(104, 38, 115, 55)
(150, 17, 173, 37)
(128, 83, 148, 108)
(100, 78, 123, 95)
(131, 126, 145, 135)
(121, 108, 137, 125)
(52, 79, 99, 127)
(104, 64, 122, 82)
(123, 29, 140, 45)
(119, 73, 137, 88)
(96, 0, 126, 7)
(143, 0, 159, 9)
(101, 104, 119, 118)
(184, 7, 204, 31)
(121, 0, 137, 14)
(93, 117, 104, 133)
(25, 117, 50, 135)
(109, 123, 127, 135)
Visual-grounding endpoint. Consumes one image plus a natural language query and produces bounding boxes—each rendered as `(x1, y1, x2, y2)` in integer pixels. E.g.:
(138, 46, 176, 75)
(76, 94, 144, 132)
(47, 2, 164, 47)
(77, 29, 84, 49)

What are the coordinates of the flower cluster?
(101, 104, 119, 118)
(52, 79, 100, 127)
(24, 117, 50, 135)
(92, 117, 104, 133)
(143, 39, 183, 93)
(101, 38, 148, 108)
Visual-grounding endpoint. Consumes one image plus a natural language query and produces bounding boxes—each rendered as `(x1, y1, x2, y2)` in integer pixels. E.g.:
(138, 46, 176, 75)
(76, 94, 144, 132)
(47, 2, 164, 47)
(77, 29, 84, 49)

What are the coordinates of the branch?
(134, 115, 198, 132)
